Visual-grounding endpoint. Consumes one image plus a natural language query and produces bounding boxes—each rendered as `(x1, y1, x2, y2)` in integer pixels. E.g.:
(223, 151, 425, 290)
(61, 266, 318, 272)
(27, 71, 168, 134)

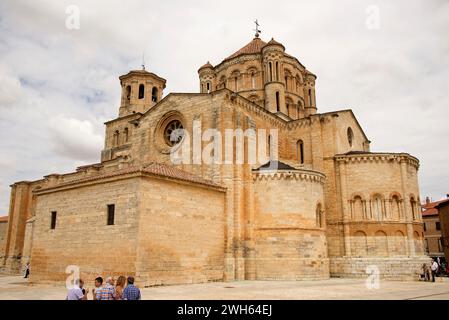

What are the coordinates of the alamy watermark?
(168, 120, 279, 169)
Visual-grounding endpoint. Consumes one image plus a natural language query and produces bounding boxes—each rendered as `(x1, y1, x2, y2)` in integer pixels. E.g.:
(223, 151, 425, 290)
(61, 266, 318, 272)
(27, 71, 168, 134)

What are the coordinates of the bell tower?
(118, 68, 166, 117)
(262, 38, 286, 114)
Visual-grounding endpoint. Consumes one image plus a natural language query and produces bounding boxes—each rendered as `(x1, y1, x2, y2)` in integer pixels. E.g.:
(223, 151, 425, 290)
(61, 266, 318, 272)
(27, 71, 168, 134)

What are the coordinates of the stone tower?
(118, 69, 166, 117)
(262, 38, 286, 114)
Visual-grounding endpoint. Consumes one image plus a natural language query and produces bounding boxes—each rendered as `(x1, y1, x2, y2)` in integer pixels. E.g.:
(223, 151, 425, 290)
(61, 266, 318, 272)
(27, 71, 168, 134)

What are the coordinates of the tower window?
(269, 62, 273, 82)
(268, 134, 272, 159)
(297, 140, 304, 164)
(308, 88, 313, 107)
(436, 222, 441, 230)
(206, 82, 210, 93)
(107, 204, 115, 226)
(138, 84, 145, 99)
(152, 87, 158, 102)
(114, 130, 120, 146)
(275, 61, 279, 81)
(234, 77, 238, 91)
(126, 85, 131, 101)
(50, 211, 57, 229)
(251, 73, 256, 89)
(124, 127, 129, 143)
(347, 127, 354, 147)
(285, 76, 288, 90)
(275, 91, 280, 112)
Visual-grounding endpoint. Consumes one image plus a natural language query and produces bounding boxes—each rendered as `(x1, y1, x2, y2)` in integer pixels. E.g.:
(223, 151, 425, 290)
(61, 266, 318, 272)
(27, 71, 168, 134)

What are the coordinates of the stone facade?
(422, 197, 447, 261)
(436, 200, 449, 264)
(0, 216, 8, 263)
(1, 35, 429, 285)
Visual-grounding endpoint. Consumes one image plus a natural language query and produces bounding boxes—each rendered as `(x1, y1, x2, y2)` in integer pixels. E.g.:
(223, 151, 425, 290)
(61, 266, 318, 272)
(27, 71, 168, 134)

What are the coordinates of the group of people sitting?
(67, 275, 141, 300)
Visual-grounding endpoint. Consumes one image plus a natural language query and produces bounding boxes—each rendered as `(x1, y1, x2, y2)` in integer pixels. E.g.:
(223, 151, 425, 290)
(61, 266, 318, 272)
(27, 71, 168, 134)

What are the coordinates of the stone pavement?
(0, 275, 448, 300)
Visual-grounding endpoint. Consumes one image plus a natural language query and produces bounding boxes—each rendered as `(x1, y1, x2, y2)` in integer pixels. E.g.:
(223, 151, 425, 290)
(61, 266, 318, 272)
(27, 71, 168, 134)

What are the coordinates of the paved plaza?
(0, 275, 449, 300)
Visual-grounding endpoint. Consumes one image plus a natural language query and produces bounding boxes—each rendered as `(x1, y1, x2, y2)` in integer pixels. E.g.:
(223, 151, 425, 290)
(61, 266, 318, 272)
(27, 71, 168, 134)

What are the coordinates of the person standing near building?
(92, 277, 103, 300)
(97, 276, 116, 300)
(431, 259, 439, 282)
(66, 279, 88, 300)
(24, 262, 30, 278)
(114, 276, 127, 300)
(122, 276, 141, 300)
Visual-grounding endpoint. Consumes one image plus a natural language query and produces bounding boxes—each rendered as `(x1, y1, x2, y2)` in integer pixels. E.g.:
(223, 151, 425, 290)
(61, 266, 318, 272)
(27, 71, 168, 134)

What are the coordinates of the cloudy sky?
(0, 0, 448, 215)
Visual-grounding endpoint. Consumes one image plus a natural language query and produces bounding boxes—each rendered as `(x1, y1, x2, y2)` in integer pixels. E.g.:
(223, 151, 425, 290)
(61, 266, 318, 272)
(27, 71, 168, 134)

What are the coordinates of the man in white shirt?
(66, 278, 88, 300)
(431, 259, 439, 282)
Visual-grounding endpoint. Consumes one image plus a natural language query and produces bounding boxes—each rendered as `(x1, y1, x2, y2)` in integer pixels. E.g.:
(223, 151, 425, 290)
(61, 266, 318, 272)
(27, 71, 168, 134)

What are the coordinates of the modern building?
(435, 199, 449, 265)
(422, 197, 449, 263)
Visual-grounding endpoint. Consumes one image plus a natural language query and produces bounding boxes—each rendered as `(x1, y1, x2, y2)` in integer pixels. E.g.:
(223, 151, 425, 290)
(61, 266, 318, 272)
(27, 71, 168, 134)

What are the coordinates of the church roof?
(253, 160, 297, 171)
(224, 37, 268, 61)
(266, 37, 285, 49)
(37, 162, 225, 192)
(198, 61, 213, 71)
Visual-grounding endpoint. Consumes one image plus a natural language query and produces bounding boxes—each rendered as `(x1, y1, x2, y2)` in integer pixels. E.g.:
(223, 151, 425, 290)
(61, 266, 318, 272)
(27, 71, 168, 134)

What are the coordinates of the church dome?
(223, 37, 267, 62)
(198, 61, 214, 72)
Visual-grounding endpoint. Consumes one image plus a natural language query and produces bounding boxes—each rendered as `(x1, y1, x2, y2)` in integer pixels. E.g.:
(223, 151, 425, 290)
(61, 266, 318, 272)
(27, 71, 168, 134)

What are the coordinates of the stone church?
(1, 33, 429, 285)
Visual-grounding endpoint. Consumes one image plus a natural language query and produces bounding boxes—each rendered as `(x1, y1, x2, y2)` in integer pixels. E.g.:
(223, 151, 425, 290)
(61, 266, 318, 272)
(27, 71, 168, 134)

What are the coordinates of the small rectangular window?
(423, 223, 427, 231)
(50, 211, 57, 229)
(436, 222, 441, 231)
(107, 204, 115, 226)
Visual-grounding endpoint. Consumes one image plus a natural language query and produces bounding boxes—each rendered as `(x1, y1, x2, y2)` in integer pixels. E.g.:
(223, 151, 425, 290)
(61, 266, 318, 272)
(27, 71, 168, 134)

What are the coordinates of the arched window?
(152, 87, 158, 102)
(297, 140, 304, 164)
(347, 127, 354, 147)
(114, 130, 120, 146)
(267, 134, 272, 159)
(308, 88, 312, 107)
(275, 61, 279, 81)
(316, 203, 323, 228)
(206, 82, 210, 93)
(372, 195, 383, 221)
(285, 76, 288, 90)
(410, 197, 417, 220)
(352, 231, 367, 256)
(251, 72, 256, 89)
(275, 91, 280, 112)
(126, 85, 131, 101)
(234, 76, 238, 91)
(138, 84, 145, 99)
(124, 127, 129, 143)
(353, 196, 364, 220)
(269, 62, 273, 82)
(391, 195, 401, 220)
(374, 230, 388, 256)
(286, 103, 290, 117)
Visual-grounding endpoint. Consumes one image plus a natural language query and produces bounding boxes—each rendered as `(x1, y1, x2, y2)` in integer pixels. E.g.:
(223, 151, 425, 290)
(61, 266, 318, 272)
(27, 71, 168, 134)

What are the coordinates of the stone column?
(338, 160, 351, 256)
(400, 159, 415, 256)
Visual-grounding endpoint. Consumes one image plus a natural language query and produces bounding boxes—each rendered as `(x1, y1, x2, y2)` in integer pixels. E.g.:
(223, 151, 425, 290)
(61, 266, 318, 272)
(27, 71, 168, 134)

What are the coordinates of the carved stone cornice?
(334, 153, 420, 169)
(253, 168, 325, 184)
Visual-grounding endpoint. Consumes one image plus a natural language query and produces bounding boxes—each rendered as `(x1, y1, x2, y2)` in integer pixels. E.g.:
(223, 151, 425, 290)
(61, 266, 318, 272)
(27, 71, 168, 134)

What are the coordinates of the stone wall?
(252, 169, 329, 280)
(30, 177, 141, 282)
(136, 177, 226, 286)
(0, 217, 8, 262)
(330, 256, 431, 281)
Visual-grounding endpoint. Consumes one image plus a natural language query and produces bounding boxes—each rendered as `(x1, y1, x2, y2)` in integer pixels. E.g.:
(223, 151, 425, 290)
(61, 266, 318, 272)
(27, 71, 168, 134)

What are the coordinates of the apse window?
(164, 120, 184, 146)
(347, 127, 354, 147)
(50, 211, 57, 229)
(107, 204, 115, 226)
